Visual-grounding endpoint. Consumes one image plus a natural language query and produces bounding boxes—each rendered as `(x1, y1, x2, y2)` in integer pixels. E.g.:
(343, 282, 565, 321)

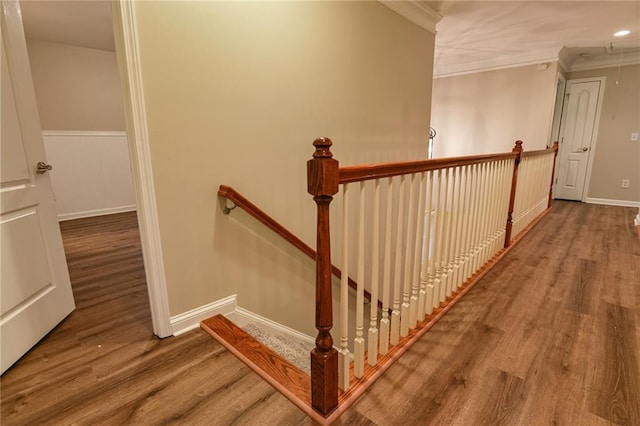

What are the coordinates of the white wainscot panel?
(43, 131, 136, 220)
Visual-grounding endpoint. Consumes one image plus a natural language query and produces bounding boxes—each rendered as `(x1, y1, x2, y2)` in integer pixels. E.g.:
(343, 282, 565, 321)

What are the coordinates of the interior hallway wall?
(431, 63, 559, 157)
(126, 1, 436, 335)
(568, 64, 640, 203)
(27, 39, 134, 219)
(27, 39, 125, 131)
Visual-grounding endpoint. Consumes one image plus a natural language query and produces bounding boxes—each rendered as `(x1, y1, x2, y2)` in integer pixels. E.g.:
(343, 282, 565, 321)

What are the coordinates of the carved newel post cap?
(312, 137, 333, 158)
(308, 137, 339, 197)
(513, 140, 524, 152)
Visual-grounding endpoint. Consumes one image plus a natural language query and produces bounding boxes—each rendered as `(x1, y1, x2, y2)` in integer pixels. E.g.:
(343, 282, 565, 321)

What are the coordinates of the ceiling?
(19, 1, 640, 77)
(21, 1, 114, 52)
(431, 1, 640, 76)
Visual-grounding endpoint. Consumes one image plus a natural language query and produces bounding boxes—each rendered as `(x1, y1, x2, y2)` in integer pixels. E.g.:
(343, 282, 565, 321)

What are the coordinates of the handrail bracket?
(222, 200, 237, 215)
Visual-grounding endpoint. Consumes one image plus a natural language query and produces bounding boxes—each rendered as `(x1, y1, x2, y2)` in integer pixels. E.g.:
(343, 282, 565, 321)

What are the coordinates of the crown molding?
(434, 47, 561, 78)
(438, 45, 640, 78)
(557, 47, 571, 73)
(566, 50, 640, 72)
(379, 1, 442, 35)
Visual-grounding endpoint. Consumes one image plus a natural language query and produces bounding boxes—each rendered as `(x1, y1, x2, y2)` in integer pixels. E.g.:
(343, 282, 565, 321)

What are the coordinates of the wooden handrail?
(219, 185, 315, 258)
(218, 185, 370, 302)
(339, 151, 517, 184)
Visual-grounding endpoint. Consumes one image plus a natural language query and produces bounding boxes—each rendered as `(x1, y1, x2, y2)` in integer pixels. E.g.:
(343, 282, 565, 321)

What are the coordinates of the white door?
(1, 0, 75, 374)
(554, 78, 604, 201)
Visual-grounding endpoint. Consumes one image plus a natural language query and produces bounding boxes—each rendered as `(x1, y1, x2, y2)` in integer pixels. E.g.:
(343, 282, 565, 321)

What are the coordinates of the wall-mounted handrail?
(219, 185, 315, 258)
(217, 185, 371, 303)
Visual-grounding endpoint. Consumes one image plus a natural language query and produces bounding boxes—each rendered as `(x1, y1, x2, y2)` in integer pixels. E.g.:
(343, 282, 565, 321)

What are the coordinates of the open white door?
(1, 0, 75, 374)
(554, 78, 604, 201)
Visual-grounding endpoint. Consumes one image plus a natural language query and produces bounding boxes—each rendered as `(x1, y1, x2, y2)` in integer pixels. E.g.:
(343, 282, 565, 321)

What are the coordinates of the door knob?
(581, 147, 589, 152)
(36, 162, 53, 174)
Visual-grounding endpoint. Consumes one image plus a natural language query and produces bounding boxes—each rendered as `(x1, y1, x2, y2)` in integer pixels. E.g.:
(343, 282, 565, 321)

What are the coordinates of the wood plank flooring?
(200, 315, 312, 405)
(1, 202, 639, 425)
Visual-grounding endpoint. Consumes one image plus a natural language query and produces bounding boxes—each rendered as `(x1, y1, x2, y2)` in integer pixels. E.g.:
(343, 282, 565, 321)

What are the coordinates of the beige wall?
(128, 2, 435, 333)
(431, 63, 559, 157)
(568, 65, 640, 203)
(27, 39, 125, 131)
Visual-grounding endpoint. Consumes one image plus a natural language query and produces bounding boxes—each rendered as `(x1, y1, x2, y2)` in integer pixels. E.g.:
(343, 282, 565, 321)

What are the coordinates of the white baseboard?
(170, 295, 237, 336)
(226, 307, 316, 347)
(584, 197, 640, 208)
(171, 296, 315, 346)
(57, 205, 137, 221)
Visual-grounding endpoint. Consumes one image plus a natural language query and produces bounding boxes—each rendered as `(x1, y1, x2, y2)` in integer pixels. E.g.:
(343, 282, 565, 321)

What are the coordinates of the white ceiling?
(432, 1, 640, 76)
(21, 0, 114, 52)
(19, 1, 640, 76)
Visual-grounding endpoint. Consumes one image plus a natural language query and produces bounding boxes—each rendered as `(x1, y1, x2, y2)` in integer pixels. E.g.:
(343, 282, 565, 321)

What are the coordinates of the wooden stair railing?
(218, 185, 376, 305)
(307, 138, 559, 417)
(204, 139, 559, 422)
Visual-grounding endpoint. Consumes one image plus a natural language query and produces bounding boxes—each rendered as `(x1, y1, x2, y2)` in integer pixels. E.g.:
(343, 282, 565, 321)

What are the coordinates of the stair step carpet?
(200, 315, 311, 406)
(242, 323, 313, 375)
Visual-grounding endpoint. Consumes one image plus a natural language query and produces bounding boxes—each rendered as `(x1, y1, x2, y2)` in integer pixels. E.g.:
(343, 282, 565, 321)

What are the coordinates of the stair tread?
(201, 314, 311, 404)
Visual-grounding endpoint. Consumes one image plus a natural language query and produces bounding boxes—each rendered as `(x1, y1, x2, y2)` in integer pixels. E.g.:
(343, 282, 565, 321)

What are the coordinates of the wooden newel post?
(307, 137, 339, 415)
(548, 141, 559, 208)
(505, 140, 523, 247)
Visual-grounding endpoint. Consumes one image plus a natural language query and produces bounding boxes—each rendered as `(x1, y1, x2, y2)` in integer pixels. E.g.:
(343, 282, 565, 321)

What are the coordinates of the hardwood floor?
(2, 202, 639, 425)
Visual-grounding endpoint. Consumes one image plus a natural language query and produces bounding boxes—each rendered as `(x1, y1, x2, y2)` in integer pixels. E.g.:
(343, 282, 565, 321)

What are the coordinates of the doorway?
(554, 77, 606, 201)
(18, 2, 165, 335)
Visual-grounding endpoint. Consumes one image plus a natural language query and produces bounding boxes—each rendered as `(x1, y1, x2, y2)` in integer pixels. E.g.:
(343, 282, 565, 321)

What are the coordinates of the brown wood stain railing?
(338, 151, 518, 183)
(307, 137, 559, 416)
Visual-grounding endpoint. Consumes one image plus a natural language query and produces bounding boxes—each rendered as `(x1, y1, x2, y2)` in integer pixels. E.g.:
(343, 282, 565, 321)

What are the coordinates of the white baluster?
(401, 173, 417, 337)
(468, 163, 482, 280)
(437, 168, 450, 304)
(463, 163, 477, 282)
(481, 162, 490, 263)
(483, 161, 498, 264)
(493, 161, 503, 257)
(486, 161, 497, 260)
(410, 172, 426, 326)
(476, 162, 488, 266)
(418, 171, 429, 320)
(493, 160, 504, 254)
(390, 175, 405, 346)
(501, 159, 511, 249)
(367, 179, 380, 366)
(464, 164, 480, 281)
(452, 165, 467, 291)
(379, 177, 393, 355)
(424, 171, 436, 315)
(354, 181, 365, 378)
(446, 166, 461, 297)
(433, 168, 446, 306)
(338, 183, 350, 391)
